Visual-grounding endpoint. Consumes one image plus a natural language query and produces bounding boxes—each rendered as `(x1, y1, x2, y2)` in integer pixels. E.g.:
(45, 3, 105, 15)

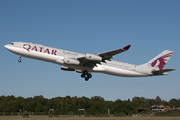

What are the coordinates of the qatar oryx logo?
(151, 52, 173, 70)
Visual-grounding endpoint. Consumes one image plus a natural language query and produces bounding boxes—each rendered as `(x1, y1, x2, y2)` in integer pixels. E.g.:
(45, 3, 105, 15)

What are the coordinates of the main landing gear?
(81, 71, 92, 81)
(18, 55, 21, 63)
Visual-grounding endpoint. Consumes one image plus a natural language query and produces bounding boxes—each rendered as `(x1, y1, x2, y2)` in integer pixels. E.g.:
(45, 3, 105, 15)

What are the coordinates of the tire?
(18, 59, 21, 63)
(85, 77, 89, 81)
(81, 74, 85, 78)
(87, 74, 92, 78)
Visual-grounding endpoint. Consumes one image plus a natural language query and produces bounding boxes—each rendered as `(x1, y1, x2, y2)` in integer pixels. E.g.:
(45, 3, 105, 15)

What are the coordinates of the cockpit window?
(10, 43, 14, 45)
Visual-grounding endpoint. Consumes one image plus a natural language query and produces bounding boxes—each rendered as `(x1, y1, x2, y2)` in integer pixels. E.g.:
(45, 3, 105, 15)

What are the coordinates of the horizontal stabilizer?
(152, 69, 176, 75)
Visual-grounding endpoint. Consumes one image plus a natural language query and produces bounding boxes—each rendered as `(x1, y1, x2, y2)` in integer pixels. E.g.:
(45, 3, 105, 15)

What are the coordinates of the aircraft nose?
(4, 44, 11, 50)
(4, 44, 8, 49)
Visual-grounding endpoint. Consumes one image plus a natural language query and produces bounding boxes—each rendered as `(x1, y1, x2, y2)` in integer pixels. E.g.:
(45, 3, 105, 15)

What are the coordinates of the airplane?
(4, 42, 175, 81)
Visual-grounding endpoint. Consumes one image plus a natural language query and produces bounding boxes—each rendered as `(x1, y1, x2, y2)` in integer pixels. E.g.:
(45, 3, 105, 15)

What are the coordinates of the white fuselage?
(4, 42, 153, 77)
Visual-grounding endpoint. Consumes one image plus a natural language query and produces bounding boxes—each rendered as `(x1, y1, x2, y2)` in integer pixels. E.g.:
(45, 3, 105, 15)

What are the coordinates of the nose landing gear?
(18, 55, 21, 63)
(81, 71, 92, 81)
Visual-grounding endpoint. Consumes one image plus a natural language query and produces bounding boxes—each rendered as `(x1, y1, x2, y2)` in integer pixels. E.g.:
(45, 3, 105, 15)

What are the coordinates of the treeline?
(0, 95, 179, 115)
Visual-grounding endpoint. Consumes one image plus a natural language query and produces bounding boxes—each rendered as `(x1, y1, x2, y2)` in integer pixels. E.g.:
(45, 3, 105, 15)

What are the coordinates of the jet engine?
(85, 54, 102, 62)
(64, 58, 80, 65)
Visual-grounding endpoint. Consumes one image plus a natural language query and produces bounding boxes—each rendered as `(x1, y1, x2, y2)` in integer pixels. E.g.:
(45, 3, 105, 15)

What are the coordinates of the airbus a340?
(4, 42, 175, 81)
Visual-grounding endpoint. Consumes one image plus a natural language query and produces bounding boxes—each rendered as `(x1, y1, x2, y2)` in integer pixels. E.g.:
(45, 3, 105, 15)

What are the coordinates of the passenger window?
(10, 43, 14, 45)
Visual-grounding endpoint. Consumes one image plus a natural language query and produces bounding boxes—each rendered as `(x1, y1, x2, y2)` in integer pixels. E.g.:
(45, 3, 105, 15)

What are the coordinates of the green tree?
(155, 96, 162, 105)
(169, 98, 179, 108)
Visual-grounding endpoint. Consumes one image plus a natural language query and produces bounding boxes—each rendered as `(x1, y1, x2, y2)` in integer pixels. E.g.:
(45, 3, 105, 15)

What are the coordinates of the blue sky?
(1, 0, 180, 102)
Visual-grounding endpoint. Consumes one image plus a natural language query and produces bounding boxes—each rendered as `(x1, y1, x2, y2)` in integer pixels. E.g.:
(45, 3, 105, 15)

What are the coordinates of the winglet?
(123, 45, 131, 50)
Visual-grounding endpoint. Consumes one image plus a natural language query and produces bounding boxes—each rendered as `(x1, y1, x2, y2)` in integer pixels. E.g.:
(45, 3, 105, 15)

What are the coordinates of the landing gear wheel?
(81, 74, 85, 78)
(18, 55, 22, 63)
(87, 74, 92, 78)
(85, 77, 89, 81)
(81, 71, 92, 81)
(18, 59, 21, 63)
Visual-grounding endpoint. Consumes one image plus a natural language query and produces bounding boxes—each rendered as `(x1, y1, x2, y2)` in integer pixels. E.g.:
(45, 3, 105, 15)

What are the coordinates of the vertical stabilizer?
(143, 50, 173, 70)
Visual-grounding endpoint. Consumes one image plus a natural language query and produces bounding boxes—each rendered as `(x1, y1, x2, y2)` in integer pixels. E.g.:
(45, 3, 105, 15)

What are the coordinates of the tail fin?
(143, 50, 173, 70)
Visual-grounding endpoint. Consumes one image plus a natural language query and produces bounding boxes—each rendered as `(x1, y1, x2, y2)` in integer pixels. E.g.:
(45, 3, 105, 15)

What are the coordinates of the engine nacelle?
(85, 54, 102, 62)
(64, 58, 80, 65)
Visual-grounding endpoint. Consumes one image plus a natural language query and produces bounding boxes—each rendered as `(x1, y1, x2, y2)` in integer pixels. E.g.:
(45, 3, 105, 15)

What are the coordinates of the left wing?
(77, 45, 131, 64)
(98, 45, 131, 60)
